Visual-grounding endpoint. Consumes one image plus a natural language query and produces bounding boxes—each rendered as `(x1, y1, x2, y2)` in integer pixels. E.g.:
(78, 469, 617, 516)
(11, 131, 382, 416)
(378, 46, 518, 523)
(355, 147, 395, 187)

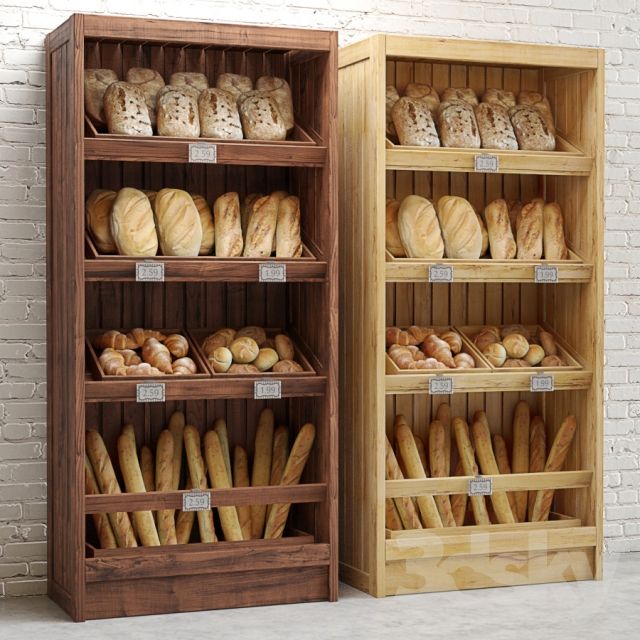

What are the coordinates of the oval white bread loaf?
(156, 85, 200, 137)
(543, 202, 569, 259)
(275, 195, 303, 258)
(256, 76, 294, 132)
(243, 194, 279, 257)
(437, 195, 483, 259)
(125, 67, 165, 126)
(392, 97, 440, 147)
(154, 188, 202, 257)
(84, 68, 118, 125)
(484, 198, 517, 259)
(397, 195, 444, 259)
(516, 198, 544, 259)
(170, 71, 208, 92)
(198, 88, 243, 140)
(214, 192, 243, 257)
(190, 194, 215, 255)
(103, 82, 153, 136)
(385, 198, 405, 257)
(86, 189, 117, 254)
(110, 188, 158, 256)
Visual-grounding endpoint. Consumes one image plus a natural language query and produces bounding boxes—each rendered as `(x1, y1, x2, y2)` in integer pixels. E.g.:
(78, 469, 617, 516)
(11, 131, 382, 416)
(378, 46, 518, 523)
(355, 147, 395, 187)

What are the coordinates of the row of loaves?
(385, 401, 577, 530)
(388, 86, 555, 151)
(85, 409, 315, 547)
(387, 195, 568, 261)
(86, 188, 302, 258)
(85, 68, 293, 140)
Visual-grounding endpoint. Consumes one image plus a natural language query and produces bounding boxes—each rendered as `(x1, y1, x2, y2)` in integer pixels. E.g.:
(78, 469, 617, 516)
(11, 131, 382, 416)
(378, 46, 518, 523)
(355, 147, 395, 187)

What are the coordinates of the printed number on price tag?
(474, 154, 499, 173)
(182, 490, 211, 512)
(531, 374, 555, 392)
(254, 380, 282, 399)
(428, 264, 453, 283)
(468, 476, 493, 496)
(136, 262, 164, 282)
(188, 142, 217, 163)
(429, 376, 453, 395)
(259, 263, 286, 282)
(534, 265, 559, 283)
(136, 383, 165, 403)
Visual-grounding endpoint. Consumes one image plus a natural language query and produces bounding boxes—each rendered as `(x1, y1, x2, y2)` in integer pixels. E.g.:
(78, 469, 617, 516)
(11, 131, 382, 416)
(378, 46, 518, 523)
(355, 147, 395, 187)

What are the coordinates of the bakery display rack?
(339, 35, 603, 596)
(46, 14, 337, 620)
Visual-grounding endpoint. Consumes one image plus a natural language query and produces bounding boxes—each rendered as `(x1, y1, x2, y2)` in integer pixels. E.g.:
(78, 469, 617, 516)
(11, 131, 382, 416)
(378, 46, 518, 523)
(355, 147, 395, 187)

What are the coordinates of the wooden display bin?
(339, 35, 603, 597)
(47, 14, 337, 621)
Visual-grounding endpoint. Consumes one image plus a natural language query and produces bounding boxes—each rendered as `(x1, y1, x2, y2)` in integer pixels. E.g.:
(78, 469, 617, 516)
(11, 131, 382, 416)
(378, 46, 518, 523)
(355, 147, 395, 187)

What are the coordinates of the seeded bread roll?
(217, 73, 252, 100)
(156, 85, 200, 137)
(441, 87, 478, 106)
(405, 82, 440, 115)
(517, 91, 555, 135)
(516, 198, 544, 259)
(243, 194, 278, 257)
(386, 198, 405, 257)
(475, 102, 518, 150)
(510, 105, 555, 151)
(214, 192, 243, 257)
(198, 88, 243, 140)
(86, 189, 117, 254)
(110, 188, 158, 256)
(275, 195, 303, 258)
(482, 88, 516, 109)
(125, 68, 165, 127)
(397, 195, 444, 259)
(190, 194, 215, 255)
(154, 188, 202, 257)
(391, 97, 440, 147)
(256, 76, 294, 132)
(170, 71, 208, 93)
(437, 195, 483, 259)
(438, 100, 481, 148)
(543, 202, 569, 259)
(484, 198, 517, 259)
(104, 82, 152, 136)
(386, 86, 400, 139)
(239, 92, 287, 141)
(84, 68, 118, 125)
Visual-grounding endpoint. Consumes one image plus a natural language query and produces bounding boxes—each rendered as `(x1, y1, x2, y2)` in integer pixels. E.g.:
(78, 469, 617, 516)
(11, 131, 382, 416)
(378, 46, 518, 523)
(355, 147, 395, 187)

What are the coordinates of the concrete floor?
(1, 553, 638, 639)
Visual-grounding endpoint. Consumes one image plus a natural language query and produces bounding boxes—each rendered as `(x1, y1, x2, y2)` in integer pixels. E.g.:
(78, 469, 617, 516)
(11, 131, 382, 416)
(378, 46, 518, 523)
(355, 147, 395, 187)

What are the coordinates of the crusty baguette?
(528, 416, 547, 520)
(493, 433, 518, 519)
(385, 437, 422, 530)
(511, 401, 531, 521)
(396, 422, 443, 528)
(450, 459, 468, 527)
(267, 425, 289, 521)
(84, 453, 118, 549)
(428, 420, 456, 527)
(213, 418, 232, 485)
(233, 445, 252, 540)
(204, 430, 243, 541)
(155, 429, 177, 545)
(183, 425, 217, 543)
(85, 429, 137, 548)
(414, 434, 428, 474)
(117, 425, 160, 546)
(139, 445, 154, 492)
(168, 411, 185, 492)
(435, 402, 451, 476)
(531, 415, 577, 522)
(250, 408, 274, 538)
(471, 420, 515, 524)
(175, 478, 195, 545)
(264, 423, 316, 539)
(453, 417, 491, 525)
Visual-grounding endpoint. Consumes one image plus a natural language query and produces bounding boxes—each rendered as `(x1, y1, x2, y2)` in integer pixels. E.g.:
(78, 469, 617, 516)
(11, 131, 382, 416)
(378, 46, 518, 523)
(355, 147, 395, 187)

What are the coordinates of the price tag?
(468, 476, 493, 496)
(474, 154, 499, 173)
(182, 490, 211, 512)
(254, 379, 282, 399)
(428, 264, 454, 283)
(136, 382, 165, 403)
(188, 142, 217, 163)
(534, 265, 559, 283)
(136, 262, 164, 282)
(259, 262, 287, 283)
(428, 376, 453, 395)
(530, 374, 555, 392)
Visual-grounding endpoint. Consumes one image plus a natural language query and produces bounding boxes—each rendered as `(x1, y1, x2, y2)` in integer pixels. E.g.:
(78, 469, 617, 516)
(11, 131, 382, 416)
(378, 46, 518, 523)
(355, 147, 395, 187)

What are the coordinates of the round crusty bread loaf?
(169, 72, 208, 93)
(256, 76, 294, 132)
(86, 189, 117, 254)
(156, 85, 200, 137)
(110, 188, 158, 256)
(239, 92, 287, 141)
(154, 188, 202, 257)
(190, 194, 215, 255)
(103, 82, 153, 136)
(397, 195, 444, 259)
(436, 195, 483, 259)
(84, 69, 118, 125)
(198, 88, 243, 140)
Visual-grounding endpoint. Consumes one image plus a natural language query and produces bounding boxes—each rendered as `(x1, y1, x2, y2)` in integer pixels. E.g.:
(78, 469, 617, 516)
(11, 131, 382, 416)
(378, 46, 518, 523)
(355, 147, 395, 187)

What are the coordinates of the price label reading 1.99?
(254, 380, 282, 400)
(259, 263, 287, 283)
(534, 265, 559, 284)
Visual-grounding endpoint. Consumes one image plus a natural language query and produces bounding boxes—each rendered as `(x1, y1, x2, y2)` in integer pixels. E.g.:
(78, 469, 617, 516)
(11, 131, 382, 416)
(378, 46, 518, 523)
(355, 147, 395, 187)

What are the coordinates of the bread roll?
(510, 104, 555, 151)
(385, 86, 400, 139)
(405, 82, 440, 115)
(438, 100, 481, 148)
(254, 347, 279, 371)
(256, 76, 294, 132)
(198, 88, 243, 140)
(214, 192, 243, 257)
(442, 87, 478, 106)
(239, 92, 287, 141)
(392, 97, 440, 147)
(156, 85, 200, 137)
(483, 342, 507, 367)
(251, 409, 274, 538)
(543, 202, 569, 260)
(502, 333, 529, 359)
(272, 334, 294, 361)
(236, 326, 267, 345)
(474, 328, 499, 352)
(125, 67, 165, 126)
(170, 71, 208, 92)
(84, 454, 118, 549)
(84, 69, 118, 126)
(482, 88, 515, 109)
(516, 198, 544, 260)
(524, 344, 545, 366)
(230, 337, 259, 364)
(216, 73, 252, 99)
(397, 195, 444, 259)
(154, 188, 202, 257)
(202, 328, 236, 354)
(539, 330, 558, 356)
(484, 199, 516, 259)
(437, 195, 482, 259)
(541, 355, 565, 367)
(276, 195, 303, 258)
(209, 346, 233, 373)
(86, 189, 117, 254)
(110, 188, 158, 256)
(155, 429, 177, 545)
(385, 198, 405, 257)
(511, 401, 530, 521)
(189, 194, 215, 255)
(233, 445, 252, 540)
(244, 194, 278, 257)
(228, 363, 259, 373)
(476, 102, 518, 151)
(104, 82, 152, 136)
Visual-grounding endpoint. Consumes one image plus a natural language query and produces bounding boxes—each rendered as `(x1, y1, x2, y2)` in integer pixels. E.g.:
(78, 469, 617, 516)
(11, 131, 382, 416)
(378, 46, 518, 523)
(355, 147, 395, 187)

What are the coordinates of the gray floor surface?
(1, 553, 638, 639)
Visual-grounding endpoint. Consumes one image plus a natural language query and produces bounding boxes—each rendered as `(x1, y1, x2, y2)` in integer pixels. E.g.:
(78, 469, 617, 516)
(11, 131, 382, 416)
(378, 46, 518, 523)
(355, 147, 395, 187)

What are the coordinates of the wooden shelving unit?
(46, 14, 337, 620)
(338, 35, 603, 596)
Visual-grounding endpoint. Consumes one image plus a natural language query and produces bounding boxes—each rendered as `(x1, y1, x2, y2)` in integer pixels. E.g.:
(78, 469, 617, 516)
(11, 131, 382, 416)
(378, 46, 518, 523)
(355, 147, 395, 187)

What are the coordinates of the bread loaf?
(517, 91, 555, 135)
(511, 401, 530, 522)
(438, 100, 481, 148)
(391, 97, 440, 147)
(450, 460, 468, 526)
(435, 403, 451, 477)
(528, 416, 547, 520)
(385, 198, 405, 257)
(202, 328, 236, 354)
(244, 194, 278, 257)
(233, 445, 252, 539)
(156, 85, 200, 137)
(405, 82, 440, 115)
(86, 189, 117, 254)
(103, 82, 152, 136)
(84, 454, 118, 549)
(214, 192, 243, 257)
(385, 436, 422, 529)
(397, 195, 444, 259)
(516, 198, 544, 259)
(477, 213, 489, 256)
(441, 87, 478, 106)
(125, 67, 165, 126)
(154, 188, 202, 257)
(386, 86, 400, 139)
(155, 429, 177, 545)
(239, 92, 287, 141)
(484, 198, 517, 259)
(190, 194, 215, 255)
(428, 420, 456, 527)
(437, 195, 483, 259)
(175, 478, 195, 544)
(475, 102, 518, 150)
(493, 433, 518, 519)
(543, 202, 569, 259)
(256, 76, 294, 132)
(251, 409, 274, 538)
(482, 88, 515, 109)
(198, 88, 243, 140)
(110, 188, 158, 256)
(510, 104, 555, 151)
(276, 195, 303, 258)
(84, 69, 118, 125)
(170, 71, 208, 92)
(216, 73, 252, 99)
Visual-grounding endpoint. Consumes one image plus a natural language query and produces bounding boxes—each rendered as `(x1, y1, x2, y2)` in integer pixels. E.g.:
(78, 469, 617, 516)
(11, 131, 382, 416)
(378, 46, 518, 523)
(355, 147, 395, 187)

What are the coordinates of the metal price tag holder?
(468, 476, 493, 496)
(254, 379, 282, 399)
(136, 261, 164, 282)
(136, 383, 165, 403)
(188, 142, 217, 163)
(182, 490, 211, 511)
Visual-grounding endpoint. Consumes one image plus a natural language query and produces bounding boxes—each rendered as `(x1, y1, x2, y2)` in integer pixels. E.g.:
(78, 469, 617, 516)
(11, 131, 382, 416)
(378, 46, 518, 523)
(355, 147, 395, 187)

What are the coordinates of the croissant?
(414, 358, 441, 369)
(99, 348, 127, 376)
(386, 327, 419, 348)
(117, 349, 141, 365)
(164, 334, 189, 358)
(128, 328, 167, 348)
(439, 330, 462, 354)
(406, 345, 426, 361)
(453, 353, 475, 369)
(388, 346, 415, 370)
(408, 326, 435, 344)
(172, 357, 197, 375)
(141, 338, 173, 374)
(93, 330, 137, 351)
(422, 335, 455, 368)
(125, 363, 164, 376)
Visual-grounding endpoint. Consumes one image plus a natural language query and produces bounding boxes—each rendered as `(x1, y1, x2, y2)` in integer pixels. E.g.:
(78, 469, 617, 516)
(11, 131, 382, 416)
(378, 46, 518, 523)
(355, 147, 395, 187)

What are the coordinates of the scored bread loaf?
(156, 85, 200, 137)
(154, 188, 202, 257)
(125, 67, 165, 126)
(482, 88, 516, 109)
(276, 195, 303, 258)
(518, 91, 555, 135)
(110, 188, 158, 256)
(256, 76, 294, 132)
(84, 454, 118, 549)
(214, 192, 243, 257)
(170, 71, 208, 92)
(391, 97, 440, 147)
(86, 189, 117, 254)
(386, 86, 400, 139)
(216, 73, 252, 99)
(516, 198, 544, 260)
(405, 82, 440, 115)
(397, 195, 444, 259)
(475, 102, 518, 150)
(239, 92, 287, 141)
(441, 87, 478, 106)
(509, 104, 555, 151)
(438, 100, 481, 148)
(511, 401, 530, 522)
(243, 194, 278, 257)
(198, 88, 243, 140)
(543, 202, 569, 259)
(191, 194, 215, 255)
(385, 198, 405, 257)
(84, 69, 118, 125)
(103, 82, 153, 136)
(484, 198, 517, 259)
(437, 195, 483, 259)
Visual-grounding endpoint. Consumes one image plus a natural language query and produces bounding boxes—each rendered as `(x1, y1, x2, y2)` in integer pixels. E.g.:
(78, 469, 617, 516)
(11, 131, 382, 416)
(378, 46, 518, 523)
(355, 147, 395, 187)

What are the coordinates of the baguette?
(168, 410, 185, 520)
(139, 445, 154, 492)
(213, 418, 232, 485)
(117, 425, 160, 546)
(493, 433, 518, 520)
(85, 429, 137, 548)
(428, 420, 456, 527)
(384, 437, 422, 530)
(183, 425, 217, 543)
(450, 459, 468, 527)
(435, 402, 451, 476)
(414, 435, 428, 474)
(250, 408, 274, 538)
(204, 430, 243, 541)
(528, 416, 547, 520)
(531, 416, 577, 522)
(511, 401, 531, 521)
(175, 478, 195, 545)
(233, 445, 252, 540)
(84, 454, 118, 549)
(264, 423, 316, 539)
(267, 426, 289, 521)
(155, 429, 177, 545)
(385, 498, 404, 530)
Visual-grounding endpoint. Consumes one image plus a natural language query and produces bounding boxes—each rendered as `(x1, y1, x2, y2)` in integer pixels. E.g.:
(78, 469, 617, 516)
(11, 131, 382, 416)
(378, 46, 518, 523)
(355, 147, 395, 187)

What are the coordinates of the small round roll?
(230, 337, 259, 364)
(254, 348, 279, 372)
(236, 326, 267, 346)
(274, 334, 295, 361)
(502, 333, 529, 359)
(202, 328, 236, 356)
(483, 343, 507, 368)
(209, 347, 232, 373)
(524, 344, 545, 366)
(228, 363, 259, 374)
(272, 359, 303, 373)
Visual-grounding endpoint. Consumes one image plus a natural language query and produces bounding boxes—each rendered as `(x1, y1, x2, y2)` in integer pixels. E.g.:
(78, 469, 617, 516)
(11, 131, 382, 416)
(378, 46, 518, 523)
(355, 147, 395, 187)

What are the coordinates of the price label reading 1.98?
(428, 264, 454, 283)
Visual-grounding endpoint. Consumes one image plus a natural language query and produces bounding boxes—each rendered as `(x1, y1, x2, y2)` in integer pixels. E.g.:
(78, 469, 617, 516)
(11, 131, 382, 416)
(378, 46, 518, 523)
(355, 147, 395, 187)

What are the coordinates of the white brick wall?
(0, 0, 638, 595)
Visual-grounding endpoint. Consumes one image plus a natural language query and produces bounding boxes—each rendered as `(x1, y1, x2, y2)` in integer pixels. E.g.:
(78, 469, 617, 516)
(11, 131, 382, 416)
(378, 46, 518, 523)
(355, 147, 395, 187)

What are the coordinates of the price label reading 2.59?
(428, 264, 454, 283)
(429, 376, 453, 395)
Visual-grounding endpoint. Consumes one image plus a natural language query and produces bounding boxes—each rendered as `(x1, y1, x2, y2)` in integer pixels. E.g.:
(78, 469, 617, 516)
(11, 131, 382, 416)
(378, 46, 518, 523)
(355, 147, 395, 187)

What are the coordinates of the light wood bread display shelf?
(339, 35, 603, 597)
(46, 14, 337, 621)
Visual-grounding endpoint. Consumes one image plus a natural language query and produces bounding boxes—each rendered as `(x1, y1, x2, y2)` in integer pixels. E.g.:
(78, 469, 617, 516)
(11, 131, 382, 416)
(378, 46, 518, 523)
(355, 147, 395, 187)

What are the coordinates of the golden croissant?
(128, 328, 167, 348)
(164, 334, 189, 358)
(93, 330, 137, 351)
(422, 335, 455, 368)
(99, 348, 127, 375)
(141, 338, 173, 374)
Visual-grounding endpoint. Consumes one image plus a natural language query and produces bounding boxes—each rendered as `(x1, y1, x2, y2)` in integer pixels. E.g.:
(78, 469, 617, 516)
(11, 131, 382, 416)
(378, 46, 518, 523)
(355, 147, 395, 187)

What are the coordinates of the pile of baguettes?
(85, 409, 315, 548)
(387, 85, 556, 151)
(85, 68, 294, 140)
(386, 400, 577, 529)
(386, 195, 568, 260)
(86, 188, 301, 258)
